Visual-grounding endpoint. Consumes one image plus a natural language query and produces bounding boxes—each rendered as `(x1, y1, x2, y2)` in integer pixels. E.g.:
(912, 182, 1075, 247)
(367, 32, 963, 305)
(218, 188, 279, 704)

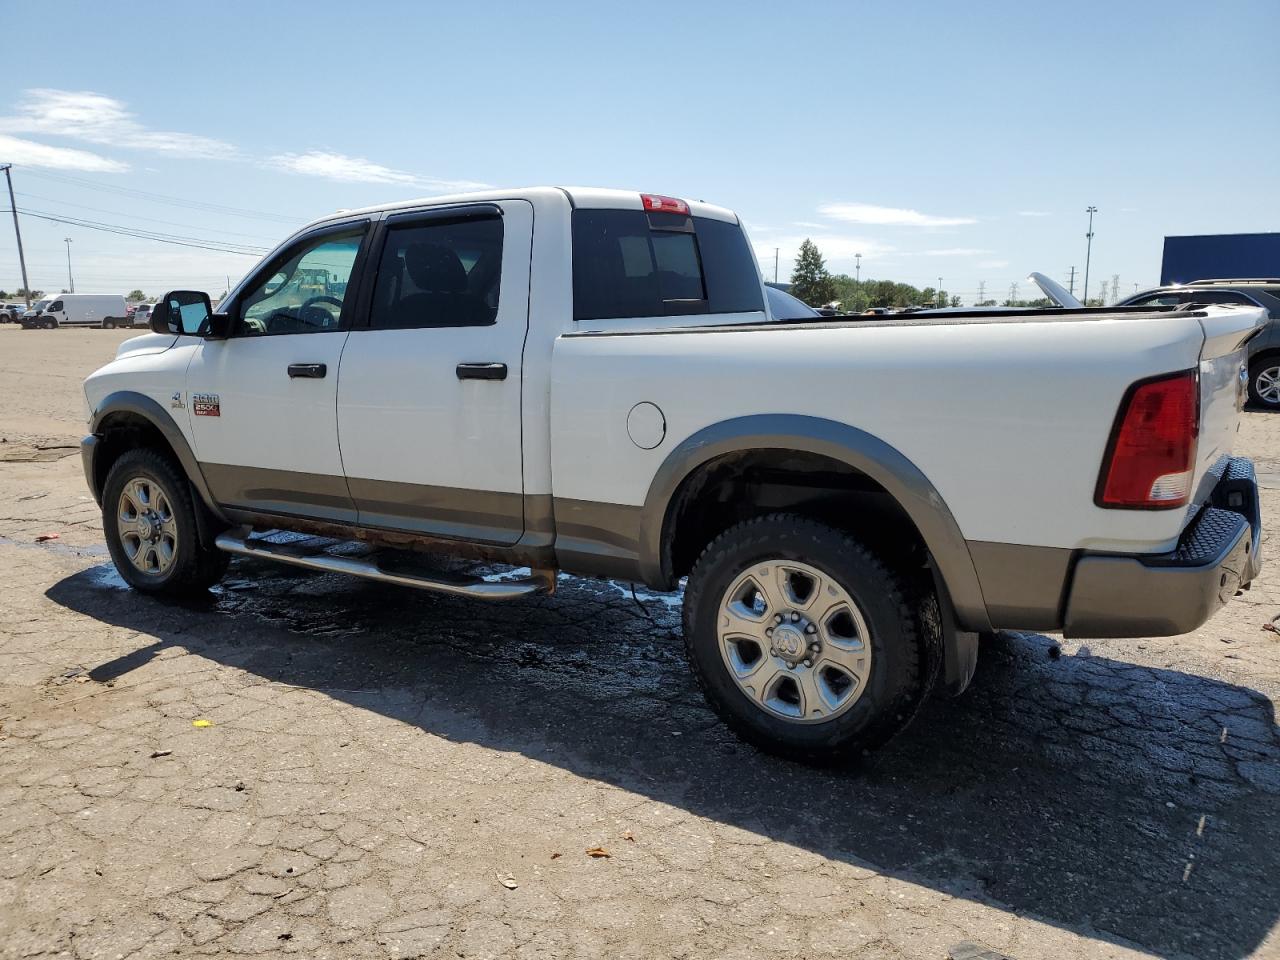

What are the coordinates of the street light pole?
(1, 164, 32, 307)
(937, 276, 943, 307)
(773, 248, 779, 284)
(855, 253, 862, 285)
(1083, 206, 1097, 305)
(64, 238, 74, 294)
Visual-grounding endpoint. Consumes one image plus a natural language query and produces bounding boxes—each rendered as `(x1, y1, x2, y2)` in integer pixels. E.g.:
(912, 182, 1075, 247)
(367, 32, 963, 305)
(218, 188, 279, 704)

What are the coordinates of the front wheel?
(1250, 357, 1280, 408)
(683, 514, 939, 763)
(102, 318, 116, 329)
(102, 449, 229, 595)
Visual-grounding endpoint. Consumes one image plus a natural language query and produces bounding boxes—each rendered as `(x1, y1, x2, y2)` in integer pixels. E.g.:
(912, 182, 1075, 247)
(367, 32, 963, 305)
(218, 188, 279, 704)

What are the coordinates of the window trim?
(353, 203, 505, 332)
(225, 219, 372, 338)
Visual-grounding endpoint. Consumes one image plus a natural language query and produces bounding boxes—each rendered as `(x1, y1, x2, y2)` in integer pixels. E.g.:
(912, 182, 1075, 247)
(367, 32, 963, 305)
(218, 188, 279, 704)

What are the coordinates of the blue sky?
(1, 0, 1277, 303)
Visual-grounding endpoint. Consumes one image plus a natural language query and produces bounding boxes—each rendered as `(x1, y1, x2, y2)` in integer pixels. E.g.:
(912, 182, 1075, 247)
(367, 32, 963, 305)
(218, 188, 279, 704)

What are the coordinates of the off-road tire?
(683, 513, 940, 764)
(102, 448, 228, 595)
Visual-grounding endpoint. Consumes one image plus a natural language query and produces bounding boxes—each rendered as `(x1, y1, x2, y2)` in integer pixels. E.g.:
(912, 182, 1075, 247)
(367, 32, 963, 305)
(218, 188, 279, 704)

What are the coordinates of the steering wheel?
(298, 295, 343, 326)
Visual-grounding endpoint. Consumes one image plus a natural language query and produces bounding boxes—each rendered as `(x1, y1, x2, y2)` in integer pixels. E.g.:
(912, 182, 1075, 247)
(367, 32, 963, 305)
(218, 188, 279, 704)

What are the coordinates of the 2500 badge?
(192, 394, 220, 417)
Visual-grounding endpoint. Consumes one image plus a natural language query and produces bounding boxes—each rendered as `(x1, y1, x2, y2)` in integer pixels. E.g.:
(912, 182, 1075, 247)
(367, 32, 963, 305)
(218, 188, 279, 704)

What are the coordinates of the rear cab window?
(572, 208, 764, 322)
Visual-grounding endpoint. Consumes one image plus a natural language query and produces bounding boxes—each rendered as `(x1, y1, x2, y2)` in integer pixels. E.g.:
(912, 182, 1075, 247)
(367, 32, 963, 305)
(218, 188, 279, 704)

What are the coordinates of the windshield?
(765, 285, 821, 320)
(31, 299, 50, 311)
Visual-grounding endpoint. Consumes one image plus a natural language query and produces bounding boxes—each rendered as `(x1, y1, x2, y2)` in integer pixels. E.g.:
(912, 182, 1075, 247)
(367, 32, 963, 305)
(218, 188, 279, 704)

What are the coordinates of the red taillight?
(641, 193, 690, 215)
(1097, 370, 1199, 509)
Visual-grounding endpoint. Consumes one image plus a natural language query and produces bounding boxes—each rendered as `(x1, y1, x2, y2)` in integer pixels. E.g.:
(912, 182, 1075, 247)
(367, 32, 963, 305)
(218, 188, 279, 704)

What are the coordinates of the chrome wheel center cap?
(137, 513, 158, 541)
(773, 623, 806, 661)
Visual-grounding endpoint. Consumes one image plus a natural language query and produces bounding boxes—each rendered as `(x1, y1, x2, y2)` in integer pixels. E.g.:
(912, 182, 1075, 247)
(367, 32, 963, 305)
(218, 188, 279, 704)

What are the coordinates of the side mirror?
(152, 290, 213, 337)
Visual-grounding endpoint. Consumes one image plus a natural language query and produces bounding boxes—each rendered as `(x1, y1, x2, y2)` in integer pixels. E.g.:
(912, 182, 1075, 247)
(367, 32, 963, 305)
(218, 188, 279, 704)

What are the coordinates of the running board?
(214, 533, 555, 600)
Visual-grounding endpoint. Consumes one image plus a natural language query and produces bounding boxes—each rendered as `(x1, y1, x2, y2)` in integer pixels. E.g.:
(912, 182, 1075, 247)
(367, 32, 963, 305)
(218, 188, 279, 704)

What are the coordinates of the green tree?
(790, 239, 836, 307)
(950, 295, 961, 308)
(126, 289, 146, 302)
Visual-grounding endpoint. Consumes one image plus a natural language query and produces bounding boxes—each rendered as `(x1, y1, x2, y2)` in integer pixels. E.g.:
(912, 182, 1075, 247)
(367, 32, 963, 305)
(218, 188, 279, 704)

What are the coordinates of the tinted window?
(49, 300, 63, 311)
(369, 215, 502, 330)
(572, 209, 764, 321)
(1182, 290, 1256, 306)
(238, 229, 364, 336)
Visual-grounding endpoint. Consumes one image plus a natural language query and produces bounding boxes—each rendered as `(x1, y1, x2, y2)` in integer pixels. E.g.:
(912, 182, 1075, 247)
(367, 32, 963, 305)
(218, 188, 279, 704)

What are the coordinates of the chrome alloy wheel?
(117, 477, 178, 576)
(716, 560, 872, 723)
(1255, 365, 1280, 406)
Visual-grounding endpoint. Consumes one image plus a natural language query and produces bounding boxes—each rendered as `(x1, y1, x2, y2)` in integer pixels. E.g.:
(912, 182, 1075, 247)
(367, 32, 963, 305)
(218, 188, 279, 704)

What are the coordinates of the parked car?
(764, 285, 822, 320)
(25, 294, 129, 329)
(1118, 280, 1280, 408)
(80, 187, 1264, 763)
(19, 298, 52, 327)
(130, 303, 154, 328)
(1, 302, 25, 322)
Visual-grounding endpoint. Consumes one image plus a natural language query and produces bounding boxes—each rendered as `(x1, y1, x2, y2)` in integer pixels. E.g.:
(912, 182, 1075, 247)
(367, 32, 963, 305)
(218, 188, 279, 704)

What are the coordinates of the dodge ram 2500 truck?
(81, 187, 1265, 762)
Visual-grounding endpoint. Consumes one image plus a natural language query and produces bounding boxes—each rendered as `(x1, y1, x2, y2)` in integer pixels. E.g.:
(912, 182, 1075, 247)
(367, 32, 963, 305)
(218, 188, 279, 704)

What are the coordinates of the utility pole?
(977, 280, 985, 304)
(773, 248, 779, 284)
(855, 253, 861, 285)
(64, 238, 74, 294)
(1009, 281, 1018, 304)
(1067, 266, 1077, 297)
(1111, 274, 1119, 305)
(1, 164, 32, 307)
(1083, 206, 1097, 304)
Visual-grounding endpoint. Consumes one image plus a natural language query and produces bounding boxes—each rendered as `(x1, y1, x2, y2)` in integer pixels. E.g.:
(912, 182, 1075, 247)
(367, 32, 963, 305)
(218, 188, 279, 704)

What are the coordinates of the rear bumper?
(1062, 457, 1262, 638)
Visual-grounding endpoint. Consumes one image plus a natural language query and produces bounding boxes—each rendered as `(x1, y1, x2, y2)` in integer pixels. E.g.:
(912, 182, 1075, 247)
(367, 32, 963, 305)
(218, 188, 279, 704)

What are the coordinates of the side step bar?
(214, 532, 555, 601)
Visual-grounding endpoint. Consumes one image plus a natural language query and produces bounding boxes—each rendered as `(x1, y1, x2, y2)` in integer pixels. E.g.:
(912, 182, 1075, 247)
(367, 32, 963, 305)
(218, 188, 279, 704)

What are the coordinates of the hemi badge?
(192, 393, 221, 417)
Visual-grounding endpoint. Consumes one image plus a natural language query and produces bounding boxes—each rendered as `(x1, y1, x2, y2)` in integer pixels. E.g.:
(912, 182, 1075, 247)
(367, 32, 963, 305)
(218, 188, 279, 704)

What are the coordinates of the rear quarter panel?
(550, 312, 1214, 554)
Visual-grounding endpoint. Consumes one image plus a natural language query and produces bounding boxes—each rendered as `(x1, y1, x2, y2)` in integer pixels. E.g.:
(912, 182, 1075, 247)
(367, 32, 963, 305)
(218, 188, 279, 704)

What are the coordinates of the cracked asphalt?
(1, 327, 1279, 960)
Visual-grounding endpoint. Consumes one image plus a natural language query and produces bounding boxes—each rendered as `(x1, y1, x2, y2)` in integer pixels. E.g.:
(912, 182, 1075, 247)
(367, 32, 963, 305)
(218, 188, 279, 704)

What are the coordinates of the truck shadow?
(47, 559, 1280, 960)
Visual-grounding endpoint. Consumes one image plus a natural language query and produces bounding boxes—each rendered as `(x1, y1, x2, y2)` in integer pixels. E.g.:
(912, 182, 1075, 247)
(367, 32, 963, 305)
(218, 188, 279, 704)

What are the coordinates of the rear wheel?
(103, 449, 228, 595)
(683, 513, 939, 763)
(1250, 357, 1280, 408)
(102, 317, 116, 329)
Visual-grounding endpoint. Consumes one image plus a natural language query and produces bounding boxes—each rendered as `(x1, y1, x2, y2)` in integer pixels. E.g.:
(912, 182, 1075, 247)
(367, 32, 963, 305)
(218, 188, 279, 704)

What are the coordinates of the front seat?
(395, 243, 490, 328)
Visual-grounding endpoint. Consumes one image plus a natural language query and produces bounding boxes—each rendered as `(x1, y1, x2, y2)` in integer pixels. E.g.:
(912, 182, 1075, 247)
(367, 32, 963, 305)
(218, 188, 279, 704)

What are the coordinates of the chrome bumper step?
(214, 532, 555, 601)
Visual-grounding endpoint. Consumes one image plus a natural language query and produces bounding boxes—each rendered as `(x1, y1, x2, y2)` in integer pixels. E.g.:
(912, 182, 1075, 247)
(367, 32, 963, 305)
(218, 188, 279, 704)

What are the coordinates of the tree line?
(788, 238, 1073, 311)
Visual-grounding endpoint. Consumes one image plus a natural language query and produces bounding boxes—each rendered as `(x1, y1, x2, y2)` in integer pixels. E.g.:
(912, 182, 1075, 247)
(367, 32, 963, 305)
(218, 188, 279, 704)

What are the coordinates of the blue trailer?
(1161, 232, 1280, 285)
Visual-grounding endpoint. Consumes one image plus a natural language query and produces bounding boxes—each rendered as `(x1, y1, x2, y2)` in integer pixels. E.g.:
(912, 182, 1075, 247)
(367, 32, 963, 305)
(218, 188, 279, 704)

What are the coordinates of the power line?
(21, 168, 306, 224)
(14, 191, 280, 243)
(8, 207, 268, 256)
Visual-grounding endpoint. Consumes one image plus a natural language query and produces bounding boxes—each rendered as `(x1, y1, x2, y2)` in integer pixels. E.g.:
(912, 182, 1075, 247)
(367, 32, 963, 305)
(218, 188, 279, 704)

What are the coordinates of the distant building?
(1161, 232, 1280, 285)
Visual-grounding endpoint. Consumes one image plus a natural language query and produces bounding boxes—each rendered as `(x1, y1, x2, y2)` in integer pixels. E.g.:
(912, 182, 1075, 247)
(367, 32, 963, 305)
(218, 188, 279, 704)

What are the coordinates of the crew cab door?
(185, 220, 371, 522)
(336, 201, 531, 544)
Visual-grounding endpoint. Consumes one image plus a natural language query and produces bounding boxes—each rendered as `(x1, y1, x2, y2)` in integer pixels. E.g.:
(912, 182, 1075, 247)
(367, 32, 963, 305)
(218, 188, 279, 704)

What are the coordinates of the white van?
(36, 294, 129, 329)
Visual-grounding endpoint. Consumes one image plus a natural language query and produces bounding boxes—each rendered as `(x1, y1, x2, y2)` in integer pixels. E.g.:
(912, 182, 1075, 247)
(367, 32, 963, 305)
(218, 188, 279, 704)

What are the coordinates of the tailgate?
(1192, 304, 1266, 504)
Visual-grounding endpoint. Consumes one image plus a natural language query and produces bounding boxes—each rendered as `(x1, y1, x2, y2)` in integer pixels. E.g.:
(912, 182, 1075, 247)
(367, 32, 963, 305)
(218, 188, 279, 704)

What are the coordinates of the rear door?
(185, 220, 371, 522)
(336, 200, 532, 544)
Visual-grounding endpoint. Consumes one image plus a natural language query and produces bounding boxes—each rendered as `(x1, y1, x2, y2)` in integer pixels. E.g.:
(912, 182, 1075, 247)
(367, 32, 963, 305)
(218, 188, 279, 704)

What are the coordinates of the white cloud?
(818, 202, 977, 227)
(918, 247, 991, 257)
(1018, 210, 1051, 217)
(0, 133, 127, 172)
(0, 89, 234, 159)
(266, 151, 488, 193)
(978, 259, 1010, 269)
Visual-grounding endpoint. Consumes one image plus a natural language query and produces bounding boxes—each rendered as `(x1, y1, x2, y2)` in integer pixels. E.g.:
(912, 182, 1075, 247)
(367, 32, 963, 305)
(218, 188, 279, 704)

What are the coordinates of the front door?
(336, 201, 531, 544)
(186, 221, 370, 522)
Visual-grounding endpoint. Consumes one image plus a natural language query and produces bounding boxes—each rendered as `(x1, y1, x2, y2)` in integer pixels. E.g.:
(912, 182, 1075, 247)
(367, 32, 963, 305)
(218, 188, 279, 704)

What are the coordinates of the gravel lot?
(1, 325, 1278, 960)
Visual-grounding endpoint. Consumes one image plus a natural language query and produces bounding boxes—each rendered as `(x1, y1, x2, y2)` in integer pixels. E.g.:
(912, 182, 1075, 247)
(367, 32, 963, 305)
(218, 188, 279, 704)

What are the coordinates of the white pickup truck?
(81, 187, 1265, 762)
